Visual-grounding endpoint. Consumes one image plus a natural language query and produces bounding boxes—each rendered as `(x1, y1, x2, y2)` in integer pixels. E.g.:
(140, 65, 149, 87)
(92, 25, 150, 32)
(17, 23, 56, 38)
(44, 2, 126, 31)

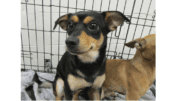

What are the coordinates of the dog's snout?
(66, 36, 79, 47)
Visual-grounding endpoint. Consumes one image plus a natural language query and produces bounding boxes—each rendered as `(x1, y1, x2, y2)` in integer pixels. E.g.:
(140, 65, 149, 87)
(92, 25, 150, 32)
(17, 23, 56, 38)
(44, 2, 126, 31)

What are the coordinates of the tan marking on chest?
(83, 16, 94, 24)
(71, 15, 79, 23)
(67, 74, 92, 91)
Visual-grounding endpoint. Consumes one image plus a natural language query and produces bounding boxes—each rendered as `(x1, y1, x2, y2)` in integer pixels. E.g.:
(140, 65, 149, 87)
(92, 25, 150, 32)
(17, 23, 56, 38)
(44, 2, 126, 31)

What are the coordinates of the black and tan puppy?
(102, 34, 156, 100)
(52, 11, 130, 100)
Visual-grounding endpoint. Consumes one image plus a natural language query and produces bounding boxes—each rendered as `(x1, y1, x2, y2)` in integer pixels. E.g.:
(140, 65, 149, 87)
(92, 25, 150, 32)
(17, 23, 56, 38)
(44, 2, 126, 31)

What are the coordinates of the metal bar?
(121, 0, 137, 58)
(21, 2, 93, 11)
(84, 0, 86, 11)
(148, 10, 156, 35)
(106, 0, 113, 56)
(76, 0, 78, 12)
(140, 0, 153, 38)
(127, 0, 145, 59)
(58, 0, 61, 62)
(25, 0, 32, 69)
(66, 0, 69, 38)
(21, 31, 25, 69)
(42, 0, 46, 71)
(92, 0, 94, 10)
(34, 0, 39, 71)
(21, 28, 67, 33)
(21, 68, 56, 73)
(100, 0, 103, 11)
(114, 0, 128, 59)
(50, 0, 53, 72)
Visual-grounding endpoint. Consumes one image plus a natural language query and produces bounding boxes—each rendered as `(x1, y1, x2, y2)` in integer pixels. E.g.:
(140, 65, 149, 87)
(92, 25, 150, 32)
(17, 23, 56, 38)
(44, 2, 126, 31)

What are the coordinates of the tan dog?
(102, 34, 156, 100)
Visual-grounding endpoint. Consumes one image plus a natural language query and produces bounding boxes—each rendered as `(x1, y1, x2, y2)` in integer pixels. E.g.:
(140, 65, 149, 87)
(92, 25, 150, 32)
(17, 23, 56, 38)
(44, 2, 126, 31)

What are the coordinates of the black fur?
(53, 10, 130, 100)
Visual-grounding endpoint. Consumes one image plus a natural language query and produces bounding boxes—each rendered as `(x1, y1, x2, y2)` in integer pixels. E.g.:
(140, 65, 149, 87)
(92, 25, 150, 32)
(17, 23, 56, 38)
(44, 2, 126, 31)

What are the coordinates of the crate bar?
(114, 0, 128, 59)
(76, 0, 78, 12)
(58, 0, 61, 62)
(121, 0, 137, 58)
(42, 0, 46, 71)
(92, 0, 94, 10)
(21, 2, 92, 11)
(148, 10, 156, 35)
(106, 0, 113, 56)
(34, 0, 39, 71)
(129, 23, 155, 27)
(127, 0, 145, 59)
(140, 0, 153, 38)
(115, 0, 128, 38)
(113, 0, 120, 37)
(50, 0, 53, 72)
(84, 0, 86, 11)
(21, 50, 135, 57)
(21, 68, 56, 73)
(110, 0, 120, 59)
(100, 0, 103, 11)
(21, 28, 66, 33)
(66, 0, 69, 38)
(128, 16, 156, 21)
(25, 0, 32, 69)
(21, 64, 55, 68)
(21, 31, 25, 69)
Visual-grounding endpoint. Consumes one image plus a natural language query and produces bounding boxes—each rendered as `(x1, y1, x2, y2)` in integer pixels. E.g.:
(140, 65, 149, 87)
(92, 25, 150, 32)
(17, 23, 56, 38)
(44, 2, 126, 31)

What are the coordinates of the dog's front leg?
(89, 73, 106, 100)
(88, 87, 102, 100)
(54, 78, 64, 101)
(72, 89, 83, 100)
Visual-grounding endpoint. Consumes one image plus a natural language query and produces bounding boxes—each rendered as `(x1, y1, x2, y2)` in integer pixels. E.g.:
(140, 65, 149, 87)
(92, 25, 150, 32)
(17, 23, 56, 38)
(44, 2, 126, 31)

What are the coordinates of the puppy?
(52, 11, 130, 100)
(102, 34, 156, 100)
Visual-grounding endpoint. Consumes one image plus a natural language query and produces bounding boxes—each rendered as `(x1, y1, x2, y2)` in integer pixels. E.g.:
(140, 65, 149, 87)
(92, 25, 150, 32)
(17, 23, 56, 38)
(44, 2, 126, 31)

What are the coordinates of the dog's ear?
(102, 11, 130, 31)
(125, 38, 146, 50)
(53, 14, 72, 30)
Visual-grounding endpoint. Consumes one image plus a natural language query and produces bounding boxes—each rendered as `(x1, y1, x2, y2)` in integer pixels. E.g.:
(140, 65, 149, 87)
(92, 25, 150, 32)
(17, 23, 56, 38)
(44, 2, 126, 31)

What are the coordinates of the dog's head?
(125, 34, 156, 61)
(54, 11, 130, 62)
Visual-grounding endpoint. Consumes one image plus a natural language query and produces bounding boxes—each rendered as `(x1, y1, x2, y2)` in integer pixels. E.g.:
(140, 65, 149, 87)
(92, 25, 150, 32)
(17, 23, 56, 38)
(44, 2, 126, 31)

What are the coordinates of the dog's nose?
(65, 36, 79, 47)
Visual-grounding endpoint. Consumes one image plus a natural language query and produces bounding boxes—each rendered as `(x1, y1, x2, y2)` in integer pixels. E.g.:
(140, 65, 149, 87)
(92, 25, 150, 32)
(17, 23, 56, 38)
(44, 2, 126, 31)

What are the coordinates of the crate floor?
(21, 70, 156, 100)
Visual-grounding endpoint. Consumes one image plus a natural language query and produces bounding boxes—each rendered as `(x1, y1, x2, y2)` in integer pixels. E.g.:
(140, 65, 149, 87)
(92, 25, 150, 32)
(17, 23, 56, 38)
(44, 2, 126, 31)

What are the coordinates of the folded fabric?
(21, 70, 156, 100)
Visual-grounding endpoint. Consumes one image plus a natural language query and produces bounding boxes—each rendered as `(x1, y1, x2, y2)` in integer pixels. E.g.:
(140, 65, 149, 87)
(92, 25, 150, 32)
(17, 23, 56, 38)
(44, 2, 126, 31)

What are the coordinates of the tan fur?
(68, 74, 92, 91)
(104, 12, 125, 31)
(93, 74, 106, 89)
(71, 15, 79, 23)
(102, 34, 156, 100)
(76, 70, 86, 78)
(83, 16, 94, 24)
(55, 78, 64, 101)
(72, 90, 83, 100)
(77, 31, 104, 63)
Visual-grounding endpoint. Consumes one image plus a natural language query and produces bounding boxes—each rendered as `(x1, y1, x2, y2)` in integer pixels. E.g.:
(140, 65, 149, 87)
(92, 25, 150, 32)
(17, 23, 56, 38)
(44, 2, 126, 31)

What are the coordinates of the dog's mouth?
(68, 47, 93, 55)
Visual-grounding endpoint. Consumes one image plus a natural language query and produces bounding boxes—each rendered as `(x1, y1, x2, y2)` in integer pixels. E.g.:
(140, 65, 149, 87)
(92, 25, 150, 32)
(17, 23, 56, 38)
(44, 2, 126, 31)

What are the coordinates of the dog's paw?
(110, 92, 117, 97)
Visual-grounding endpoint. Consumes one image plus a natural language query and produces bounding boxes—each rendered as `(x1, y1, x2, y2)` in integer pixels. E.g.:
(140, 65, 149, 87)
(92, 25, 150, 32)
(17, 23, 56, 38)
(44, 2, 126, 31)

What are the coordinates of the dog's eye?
(67, 21, 74, 29)
(89, 23, 98, 30)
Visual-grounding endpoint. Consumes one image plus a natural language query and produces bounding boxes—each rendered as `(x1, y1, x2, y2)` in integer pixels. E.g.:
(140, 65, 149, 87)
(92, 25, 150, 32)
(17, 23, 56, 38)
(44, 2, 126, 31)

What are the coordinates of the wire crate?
(21, 0, 156, 73)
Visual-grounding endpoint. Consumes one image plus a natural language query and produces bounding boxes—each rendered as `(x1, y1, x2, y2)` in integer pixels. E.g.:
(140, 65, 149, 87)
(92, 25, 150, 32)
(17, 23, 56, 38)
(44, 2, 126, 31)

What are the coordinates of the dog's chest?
(76, 69, 100, 83)
(67, 73, 105, 91)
